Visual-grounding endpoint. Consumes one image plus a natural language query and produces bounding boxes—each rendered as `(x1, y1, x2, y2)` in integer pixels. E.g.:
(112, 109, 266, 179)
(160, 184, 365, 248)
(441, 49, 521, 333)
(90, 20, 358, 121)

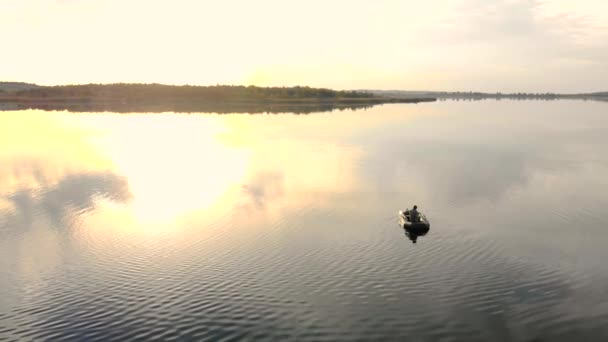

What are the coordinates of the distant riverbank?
(0, 83, 435, 113)
(371, 90, 608, 102)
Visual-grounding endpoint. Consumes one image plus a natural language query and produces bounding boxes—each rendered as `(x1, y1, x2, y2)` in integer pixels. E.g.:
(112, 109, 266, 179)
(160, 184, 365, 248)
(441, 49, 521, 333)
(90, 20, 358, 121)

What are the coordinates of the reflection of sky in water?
(1, 102, 608, 340)
(1, 102, 607, 266)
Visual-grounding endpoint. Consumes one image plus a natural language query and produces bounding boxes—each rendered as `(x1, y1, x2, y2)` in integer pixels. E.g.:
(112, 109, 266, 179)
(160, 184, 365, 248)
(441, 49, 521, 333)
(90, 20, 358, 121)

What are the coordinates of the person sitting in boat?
(410, 205, 420, 223)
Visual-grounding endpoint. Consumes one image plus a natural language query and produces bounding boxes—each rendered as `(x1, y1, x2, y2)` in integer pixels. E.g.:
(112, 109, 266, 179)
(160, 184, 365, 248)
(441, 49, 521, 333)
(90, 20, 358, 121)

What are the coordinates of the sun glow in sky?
(1, 0, 607, 92)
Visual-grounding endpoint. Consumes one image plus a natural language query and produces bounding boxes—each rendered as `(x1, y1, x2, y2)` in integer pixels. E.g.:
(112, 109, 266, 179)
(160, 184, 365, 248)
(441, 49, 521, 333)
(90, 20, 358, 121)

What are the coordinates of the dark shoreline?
(0, 83, 436, 113)
(0, 96, 437, 114)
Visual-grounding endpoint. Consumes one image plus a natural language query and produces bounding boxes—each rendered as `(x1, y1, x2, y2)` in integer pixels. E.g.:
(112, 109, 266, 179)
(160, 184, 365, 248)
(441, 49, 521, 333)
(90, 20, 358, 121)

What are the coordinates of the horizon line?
(1, 81, 606, 95)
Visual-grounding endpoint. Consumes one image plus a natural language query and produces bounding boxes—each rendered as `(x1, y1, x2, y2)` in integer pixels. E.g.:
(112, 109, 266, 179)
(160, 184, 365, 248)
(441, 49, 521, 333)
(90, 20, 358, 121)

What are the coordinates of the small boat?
(399, 209, 430, 233)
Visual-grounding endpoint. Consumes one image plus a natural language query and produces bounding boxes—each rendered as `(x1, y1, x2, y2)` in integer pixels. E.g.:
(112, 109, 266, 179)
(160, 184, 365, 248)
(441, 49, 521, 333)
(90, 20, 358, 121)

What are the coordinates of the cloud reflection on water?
(2, 169, 131, 232)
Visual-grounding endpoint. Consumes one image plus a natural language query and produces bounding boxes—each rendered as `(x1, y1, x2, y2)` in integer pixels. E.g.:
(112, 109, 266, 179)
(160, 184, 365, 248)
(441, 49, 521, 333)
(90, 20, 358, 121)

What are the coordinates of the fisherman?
(410, 205, 420, 223)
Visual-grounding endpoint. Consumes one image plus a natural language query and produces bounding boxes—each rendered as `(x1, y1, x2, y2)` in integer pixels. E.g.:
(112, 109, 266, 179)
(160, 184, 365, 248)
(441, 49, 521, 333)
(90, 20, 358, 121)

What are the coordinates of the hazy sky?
(1, 0, 607, 92)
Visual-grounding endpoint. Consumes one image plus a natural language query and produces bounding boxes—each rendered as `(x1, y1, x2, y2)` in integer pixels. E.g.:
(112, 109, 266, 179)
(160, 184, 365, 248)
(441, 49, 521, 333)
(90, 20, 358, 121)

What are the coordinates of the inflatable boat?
(399, 209, 430, 233)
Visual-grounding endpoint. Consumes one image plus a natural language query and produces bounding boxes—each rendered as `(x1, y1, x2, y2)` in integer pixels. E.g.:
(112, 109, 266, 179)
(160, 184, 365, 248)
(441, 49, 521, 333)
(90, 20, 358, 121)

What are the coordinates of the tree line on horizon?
(437, 91, 608, 98)
(0, 83, 437, 113)
(11, 84, 375, 101)
(372, 89, 608, 102)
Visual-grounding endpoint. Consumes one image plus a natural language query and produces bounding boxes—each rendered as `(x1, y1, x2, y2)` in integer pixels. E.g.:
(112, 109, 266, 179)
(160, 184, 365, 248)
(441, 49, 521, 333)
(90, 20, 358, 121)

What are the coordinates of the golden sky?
(1, 0, 607, 92)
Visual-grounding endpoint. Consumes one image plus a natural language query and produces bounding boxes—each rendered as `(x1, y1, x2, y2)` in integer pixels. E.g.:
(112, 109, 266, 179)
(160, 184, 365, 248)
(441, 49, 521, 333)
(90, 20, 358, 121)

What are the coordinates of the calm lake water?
(1, 101, 608, 341)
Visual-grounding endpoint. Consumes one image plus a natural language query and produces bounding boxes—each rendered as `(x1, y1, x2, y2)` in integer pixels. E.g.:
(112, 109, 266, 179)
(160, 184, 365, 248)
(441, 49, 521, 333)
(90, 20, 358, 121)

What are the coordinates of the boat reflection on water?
(403, 226, 430, 244)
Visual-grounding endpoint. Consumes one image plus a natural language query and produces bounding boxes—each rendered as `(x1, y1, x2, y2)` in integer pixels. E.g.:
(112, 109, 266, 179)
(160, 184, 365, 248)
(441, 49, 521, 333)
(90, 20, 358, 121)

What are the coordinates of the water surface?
(1, 101, 608, 341)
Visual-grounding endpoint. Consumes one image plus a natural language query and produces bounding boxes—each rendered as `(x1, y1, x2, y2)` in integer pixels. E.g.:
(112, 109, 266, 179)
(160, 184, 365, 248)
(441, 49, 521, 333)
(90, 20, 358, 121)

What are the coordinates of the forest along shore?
(0, 83, 436, 114)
